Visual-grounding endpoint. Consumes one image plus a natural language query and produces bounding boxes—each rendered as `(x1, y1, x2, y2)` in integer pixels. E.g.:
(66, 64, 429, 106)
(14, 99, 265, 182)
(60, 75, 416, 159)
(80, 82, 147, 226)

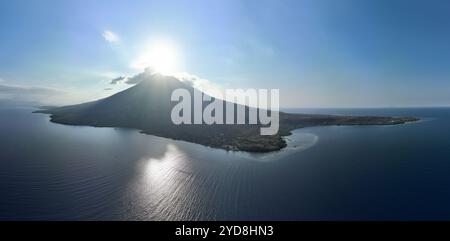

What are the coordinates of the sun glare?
(133, 41, 180, 75)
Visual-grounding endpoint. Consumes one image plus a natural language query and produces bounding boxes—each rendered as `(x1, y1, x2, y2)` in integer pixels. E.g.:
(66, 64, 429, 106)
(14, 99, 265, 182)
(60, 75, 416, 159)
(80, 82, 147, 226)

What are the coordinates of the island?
(35, 74, 418, 152)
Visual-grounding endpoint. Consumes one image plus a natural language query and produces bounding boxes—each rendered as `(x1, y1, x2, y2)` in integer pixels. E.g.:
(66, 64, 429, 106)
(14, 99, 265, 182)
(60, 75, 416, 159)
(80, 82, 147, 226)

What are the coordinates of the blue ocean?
(1, 107, 449, 220)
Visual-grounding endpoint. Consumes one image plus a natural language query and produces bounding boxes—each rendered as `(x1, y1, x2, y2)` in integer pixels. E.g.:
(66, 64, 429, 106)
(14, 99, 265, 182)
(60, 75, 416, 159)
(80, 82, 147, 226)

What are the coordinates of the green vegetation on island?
(36, 74, 418, 152)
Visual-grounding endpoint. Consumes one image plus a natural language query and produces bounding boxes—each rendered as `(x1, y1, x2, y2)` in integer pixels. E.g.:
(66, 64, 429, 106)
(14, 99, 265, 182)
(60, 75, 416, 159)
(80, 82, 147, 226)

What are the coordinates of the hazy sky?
(1, 0, 450, 107)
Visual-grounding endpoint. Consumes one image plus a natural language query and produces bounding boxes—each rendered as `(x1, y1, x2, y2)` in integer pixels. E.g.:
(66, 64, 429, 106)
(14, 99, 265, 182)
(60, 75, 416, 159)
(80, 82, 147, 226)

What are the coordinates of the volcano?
(36, 73, 418, 152)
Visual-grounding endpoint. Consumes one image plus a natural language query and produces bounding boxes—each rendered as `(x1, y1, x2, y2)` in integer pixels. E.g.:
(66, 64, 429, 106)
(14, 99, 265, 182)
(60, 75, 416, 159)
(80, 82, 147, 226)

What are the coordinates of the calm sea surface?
(1, 106, 450, 220)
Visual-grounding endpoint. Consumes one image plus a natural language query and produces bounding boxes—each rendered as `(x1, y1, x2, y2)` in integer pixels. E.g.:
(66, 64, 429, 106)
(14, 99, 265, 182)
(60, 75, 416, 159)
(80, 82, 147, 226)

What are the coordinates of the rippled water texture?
(1, 107, 450, 220)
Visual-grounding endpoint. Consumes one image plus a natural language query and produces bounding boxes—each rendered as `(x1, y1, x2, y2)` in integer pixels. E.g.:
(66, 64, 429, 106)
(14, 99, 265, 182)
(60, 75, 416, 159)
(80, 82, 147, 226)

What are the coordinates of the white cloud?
(109, 67, 224, 98)
(102, 30, 120, 44)
(174, 72, 224, 98)
(0, 83, 69, 105)
(110, 76, 128, 85)
(0, 84, 62, 95)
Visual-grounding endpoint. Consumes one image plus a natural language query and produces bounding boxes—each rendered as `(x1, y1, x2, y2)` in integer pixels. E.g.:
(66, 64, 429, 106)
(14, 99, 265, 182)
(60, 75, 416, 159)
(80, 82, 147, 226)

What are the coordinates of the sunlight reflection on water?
(3, 107, 447, 220)
(121, 130, 320, 220)
(126, 144, 199, 220)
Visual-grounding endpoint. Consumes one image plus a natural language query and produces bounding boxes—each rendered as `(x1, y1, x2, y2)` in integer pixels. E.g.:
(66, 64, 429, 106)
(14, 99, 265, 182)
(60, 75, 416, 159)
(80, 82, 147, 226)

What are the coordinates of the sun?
(132, 41, 180, 75)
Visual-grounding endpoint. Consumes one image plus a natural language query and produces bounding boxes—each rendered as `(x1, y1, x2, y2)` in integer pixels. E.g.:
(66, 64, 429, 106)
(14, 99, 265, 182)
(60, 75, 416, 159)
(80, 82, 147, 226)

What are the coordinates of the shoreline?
(35, 108, 419, 153)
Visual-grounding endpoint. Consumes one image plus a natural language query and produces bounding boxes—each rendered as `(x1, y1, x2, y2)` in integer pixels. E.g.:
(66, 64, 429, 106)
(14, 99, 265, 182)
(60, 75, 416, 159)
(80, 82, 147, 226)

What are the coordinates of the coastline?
(35, 108, 419, 153)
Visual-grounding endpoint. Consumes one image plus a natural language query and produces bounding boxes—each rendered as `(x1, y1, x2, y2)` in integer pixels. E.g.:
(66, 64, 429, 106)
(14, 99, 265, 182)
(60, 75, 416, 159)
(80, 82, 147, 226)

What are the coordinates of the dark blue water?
(1, 106, 450, 220)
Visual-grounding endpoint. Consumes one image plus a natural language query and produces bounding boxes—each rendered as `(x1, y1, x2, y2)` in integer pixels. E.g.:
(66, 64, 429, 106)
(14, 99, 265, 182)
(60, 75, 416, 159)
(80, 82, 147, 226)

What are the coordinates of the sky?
(1, 0, 450, 107)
